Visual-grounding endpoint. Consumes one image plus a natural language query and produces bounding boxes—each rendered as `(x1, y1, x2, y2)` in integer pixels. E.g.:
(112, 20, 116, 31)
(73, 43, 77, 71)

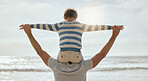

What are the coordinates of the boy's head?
(64, 8, 78, 22)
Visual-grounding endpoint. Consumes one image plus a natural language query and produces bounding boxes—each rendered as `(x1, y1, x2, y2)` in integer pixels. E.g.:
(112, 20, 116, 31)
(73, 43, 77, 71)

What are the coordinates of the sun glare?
(78, 7, 107, 25)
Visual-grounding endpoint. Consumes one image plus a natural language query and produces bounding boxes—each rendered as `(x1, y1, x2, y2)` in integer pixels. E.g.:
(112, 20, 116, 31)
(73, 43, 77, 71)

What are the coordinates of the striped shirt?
(30, 20, 111, 52)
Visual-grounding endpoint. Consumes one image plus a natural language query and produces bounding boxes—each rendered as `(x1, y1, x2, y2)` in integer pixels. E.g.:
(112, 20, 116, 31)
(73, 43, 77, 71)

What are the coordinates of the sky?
(0, 0, 148, 57)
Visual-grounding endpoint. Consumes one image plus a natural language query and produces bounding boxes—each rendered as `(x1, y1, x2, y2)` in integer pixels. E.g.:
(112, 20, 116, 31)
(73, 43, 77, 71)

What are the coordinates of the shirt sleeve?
(29, 22, 63, 32)
(47, 57, 58, 69)
(81, 24, 111, 32)
(83, 59, 93, 71)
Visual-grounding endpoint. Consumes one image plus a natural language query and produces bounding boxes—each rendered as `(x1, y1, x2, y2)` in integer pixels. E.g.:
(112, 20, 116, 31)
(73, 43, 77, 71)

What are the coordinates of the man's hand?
(112, 25, 124, 37)
(19, 24, 31, 35)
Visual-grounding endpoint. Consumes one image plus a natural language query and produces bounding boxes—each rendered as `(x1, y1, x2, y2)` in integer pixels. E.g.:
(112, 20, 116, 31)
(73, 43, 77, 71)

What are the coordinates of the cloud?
(0, 0, 148, 56)
(0, 0, 54, 25)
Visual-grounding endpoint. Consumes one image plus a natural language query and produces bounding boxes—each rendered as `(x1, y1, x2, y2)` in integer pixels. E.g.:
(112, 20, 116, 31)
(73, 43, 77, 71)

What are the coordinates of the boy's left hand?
(111, 25, 124, 30)
(19, 24, 31, 35)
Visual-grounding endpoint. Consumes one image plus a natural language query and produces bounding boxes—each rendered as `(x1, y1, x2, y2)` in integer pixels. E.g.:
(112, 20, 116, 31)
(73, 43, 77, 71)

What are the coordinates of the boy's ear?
(64, 17, 67, 20)
(74, 17, 77, 20)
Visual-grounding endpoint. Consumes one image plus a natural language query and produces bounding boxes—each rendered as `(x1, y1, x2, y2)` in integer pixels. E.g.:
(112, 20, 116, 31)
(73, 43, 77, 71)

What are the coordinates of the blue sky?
(0, 0, 148, 56)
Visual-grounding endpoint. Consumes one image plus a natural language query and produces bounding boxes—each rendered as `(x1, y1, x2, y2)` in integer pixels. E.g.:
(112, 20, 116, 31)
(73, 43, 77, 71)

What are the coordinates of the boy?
(19, 24, 123, 81)
(20, 8, 123, 64)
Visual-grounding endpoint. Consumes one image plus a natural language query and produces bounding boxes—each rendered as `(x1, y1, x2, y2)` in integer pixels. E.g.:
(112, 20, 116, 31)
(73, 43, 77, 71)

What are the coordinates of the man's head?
(64, 8, 78, 22)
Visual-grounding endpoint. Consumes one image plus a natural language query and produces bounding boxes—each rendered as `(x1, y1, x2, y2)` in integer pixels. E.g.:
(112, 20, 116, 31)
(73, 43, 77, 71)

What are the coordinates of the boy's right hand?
(19, 24, 31, 35)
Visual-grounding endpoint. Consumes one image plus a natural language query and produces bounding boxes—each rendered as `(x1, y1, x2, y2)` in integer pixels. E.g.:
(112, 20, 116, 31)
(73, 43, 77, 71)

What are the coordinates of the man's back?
(47, 57, 93, 81)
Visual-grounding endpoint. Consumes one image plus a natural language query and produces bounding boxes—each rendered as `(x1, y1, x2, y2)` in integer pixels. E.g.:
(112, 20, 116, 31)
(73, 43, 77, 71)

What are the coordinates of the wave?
(0, 67, 148, 72)
(0, 56, 148, 72)
(91, 67, 148, 72)
(0, 68, 51, 72)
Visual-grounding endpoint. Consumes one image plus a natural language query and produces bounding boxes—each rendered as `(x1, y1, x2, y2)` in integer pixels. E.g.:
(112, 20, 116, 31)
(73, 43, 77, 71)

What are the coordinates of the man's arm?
(19, 24, 50, 66)
(91, 25, 123, 68)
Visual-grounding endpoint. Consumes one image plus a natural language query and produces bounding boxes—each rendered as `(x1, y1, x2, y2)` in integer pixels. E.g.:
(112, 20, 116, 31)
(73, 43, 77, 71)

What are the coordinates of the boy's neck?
(66, 20, 75, 22)
(65, 17, 77, 22)
(66, 20, 76, 22)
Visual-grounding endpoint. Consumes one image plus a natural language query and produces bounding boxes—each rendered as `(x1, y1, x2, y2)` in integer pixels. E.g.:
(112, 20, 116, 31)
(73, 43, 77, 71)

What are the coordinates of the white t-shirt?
(48, 57, 93, 81)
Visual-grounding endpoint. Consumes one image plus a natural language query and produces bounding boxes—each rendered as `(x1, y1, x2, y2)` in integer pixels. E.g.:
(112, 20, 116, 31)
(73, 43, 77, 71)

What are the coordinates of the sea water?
(0, 56, 148, 81)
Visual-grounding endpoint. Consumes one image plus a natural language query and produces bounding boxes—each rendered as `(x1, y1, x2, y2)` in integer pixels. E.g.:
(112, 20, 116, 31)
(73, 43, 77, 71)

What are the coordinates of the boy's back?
(29, 20, 111, 63)
(28, 8, 112, 63)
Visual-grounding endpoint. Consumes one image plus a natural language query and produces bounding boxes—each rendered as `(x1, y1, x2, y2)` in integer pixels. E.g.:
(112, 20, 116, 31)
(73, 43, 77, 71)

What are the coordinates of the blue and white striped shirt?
(30, 20, 111, 52)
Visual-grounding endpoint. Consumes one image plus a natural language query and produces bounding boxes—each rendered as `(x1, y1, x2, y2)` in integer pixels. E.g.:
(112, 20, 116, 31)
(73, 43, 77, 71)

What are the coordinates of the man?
(19, 24, 123, 81)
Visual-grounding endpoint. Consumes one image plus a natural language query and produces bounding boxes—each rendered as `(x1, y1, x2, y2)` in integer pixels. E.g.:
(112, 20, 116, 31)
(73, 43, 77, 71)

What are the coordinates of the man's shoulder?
(47, 57, 58, 69)
(82, 59, 93, 70)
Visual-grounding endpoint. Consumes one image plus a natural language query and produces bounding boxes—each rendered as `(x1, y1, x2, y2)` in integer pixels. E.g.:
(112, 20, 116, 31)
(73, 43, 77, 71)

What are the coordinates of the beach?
(0, 56, 148, 81)
(0, 69, 148, 81)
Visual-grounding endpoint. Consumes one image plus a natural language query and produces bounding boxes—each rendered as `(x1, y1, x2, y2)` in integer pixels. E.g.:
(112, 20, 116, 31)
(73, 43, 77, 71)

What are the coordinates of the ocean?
(0, 56, 148, 81)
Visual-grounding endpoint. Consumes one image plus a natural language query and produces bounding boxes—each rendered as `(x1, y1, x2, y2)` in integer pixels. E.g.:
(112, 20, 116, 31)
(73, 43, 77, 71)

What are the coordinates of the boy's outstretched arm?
(19, 22, 62, 32)
(82, 24, 123, 32)
(91, 25, 124, 68)
(19, 24, 50, 66)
